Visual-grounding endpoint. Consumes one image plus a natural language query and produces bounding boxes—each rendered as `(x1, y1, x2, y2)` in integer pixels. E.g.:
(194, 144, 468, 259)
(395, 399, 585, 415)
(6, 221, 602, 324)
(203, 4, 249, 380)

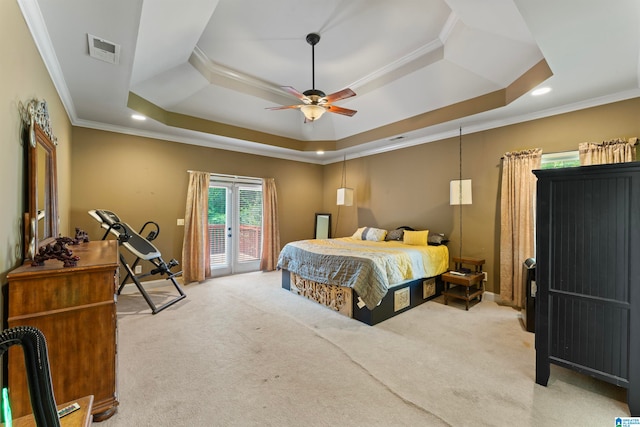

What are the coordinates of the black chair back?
(0, 326, 60, 426)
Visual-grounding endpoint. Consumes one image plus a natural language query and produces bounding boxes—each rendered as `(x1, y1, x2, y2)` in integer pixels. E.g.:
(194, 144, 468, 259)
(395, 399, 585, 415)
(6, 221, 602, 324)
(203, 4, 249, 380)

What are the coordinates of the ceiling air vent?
(87, 34, 120, 65)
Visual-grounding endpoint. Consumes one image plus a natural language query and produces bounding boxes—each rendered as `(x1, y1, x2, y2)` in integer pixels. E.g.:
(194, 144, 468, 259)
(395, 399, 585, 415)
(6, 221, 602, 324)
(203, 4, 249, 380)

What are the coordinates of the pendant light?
(450, 127, 472, 261)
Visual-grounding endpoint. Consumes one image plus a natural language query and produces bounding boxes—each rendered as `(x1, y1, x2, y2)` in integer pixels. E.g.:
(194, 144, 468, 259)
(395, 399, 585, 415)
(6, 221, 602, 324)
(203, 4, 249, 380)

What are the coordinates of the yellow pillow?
(403, 230, 429, 246)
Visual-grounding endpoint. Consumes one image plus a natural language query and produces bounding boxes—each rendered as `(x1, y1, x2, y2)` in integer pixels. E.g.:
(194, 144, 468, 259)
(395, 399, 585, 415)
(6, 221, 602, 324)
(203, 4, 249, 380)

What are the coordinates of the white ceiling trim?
(189, 46, 290, 100)
(190, 36, 449, 107)
(18, 0, 77, 122)
(439, 11, 459, 43)
(346, 38, 445, 91)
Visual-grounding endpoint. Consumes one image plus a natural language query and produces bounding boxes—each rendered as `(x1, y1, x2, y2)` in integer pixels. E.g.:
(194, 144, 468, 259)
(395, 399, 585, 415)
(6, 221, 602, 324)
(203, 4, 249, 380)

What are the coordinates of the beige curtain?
(260, 178, 280, 271)
(579, 137, 637, 165)
(499, 148, 542, 308)
(182, 171, 211, 284)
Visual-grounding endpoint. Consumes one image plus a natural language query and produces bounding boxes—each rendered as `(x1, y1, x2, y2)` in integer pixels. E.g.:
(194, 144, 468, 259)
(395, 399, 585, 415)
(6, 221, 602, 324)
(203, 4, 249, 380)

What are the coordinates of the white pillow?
(352, 227, 387, 242)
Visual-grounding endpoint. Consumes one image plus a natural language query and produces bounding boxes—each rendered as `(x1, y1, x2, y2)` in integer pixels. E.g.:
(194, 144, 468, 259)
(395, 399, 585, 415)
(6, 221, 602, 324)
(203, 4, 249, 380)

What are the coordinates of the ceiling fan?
(267, 33, 357, 122)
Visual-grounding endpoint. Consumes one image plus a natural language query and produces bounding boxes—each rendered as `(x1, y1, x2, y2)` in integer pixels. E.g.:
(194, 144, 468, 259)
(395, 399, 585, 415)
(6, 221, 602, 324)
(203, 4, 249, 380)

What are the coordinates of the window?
(237, 185, 263, 262)
(540, 150, 579, 169)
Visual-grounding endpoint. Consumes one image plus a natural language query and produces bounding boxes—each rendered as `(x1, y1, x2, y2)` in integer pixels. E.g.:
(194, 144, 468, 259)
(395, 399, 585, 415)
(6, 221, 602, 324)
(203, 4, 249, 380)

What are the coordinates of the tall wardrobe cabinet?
(534, 162, 639, 416)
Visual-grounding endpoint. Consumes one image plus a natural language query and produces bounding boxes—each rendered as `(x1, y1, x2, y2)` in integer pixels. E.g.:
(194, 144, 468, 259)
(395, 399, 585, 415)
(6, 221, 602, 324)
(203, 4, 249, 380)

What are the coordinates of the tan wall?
(72, 97, 640, 295)
(325, 97, 640, 293)
(0, 2, 72, 281)
(70, 128, 324, 275)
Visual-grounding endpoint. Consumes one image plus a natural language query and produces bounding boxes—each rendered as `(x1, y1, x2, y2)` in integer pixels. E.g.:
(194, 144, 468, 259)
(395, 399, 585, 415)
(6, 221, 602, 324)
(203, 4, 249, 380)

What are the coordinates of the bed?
(277, 227, 450, 325)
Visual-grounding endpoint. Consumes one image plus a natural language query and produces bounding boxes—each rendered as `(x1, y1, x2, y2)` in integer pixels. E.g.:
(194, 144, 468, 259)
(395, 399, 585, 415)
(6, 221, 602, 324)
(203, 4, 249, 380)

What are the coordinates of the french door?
(209, 177, 263, 277)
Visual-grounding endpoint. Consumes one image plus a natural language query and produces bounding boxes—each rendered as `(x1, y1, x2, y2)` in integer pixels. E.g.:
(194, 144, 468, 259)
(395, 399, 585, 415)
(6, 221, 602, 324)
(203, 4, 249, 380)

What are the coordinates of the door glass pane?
(238, 186, 262, 263)
(209, 185, 228, 268)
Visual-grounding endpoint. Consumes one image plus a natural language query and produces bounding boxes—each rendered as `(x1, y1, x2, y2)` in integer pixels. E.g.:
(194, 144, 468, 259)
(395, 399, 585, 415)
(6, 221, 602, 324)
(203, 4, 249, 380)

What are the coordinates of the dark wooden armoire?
(534, 162, 639, 416)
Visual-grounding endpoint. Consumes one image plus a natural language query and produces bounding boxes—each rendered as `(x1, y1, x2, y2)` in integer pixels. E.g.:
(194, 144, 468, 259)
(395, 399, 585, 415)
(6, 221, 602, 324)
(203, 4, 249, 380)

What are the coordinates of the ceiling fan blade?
(281, 86, 310, 102)
(326, 105, 357, 117)
(324, 88, 356, 104)
(265, 104, 303, 111)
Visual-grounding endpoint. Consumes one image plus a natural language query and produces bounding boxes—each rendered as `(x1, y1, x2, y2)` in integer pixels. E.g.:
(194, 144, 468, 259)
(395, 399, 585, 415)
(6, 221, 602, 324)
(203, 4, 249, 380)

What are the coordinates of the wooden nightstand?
(442, 256, 485, 310)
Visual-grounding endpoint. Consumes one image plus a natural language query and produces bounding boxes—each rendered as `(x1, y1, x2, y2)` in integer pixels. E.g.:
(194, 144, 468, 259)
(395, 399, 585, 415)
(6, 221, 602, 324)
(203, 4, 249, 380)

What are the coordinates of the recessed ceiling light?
(316, 150, 325, 155)
(131, 114, 146, 121)
(531, 87, 551, 96)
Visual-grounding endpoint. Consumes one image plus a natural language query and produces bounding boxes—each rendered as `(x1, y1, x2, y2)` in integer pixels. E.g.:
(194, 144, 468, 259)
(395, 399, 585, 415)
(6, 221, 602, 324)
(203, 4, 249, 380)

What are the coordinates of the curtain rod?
(187, 170, 257, 180)
(500, 137, 638, 159)
(187, 170, 263, 184)
(500, 147, 546, 160)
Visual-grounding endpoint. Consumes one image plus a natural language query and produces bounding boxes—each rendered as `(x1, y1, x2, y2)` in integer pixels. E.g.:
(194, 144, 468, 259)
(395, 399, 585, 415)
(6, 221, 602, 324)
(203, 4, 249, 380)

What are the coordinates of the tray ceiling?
(19, 0, 640, 163)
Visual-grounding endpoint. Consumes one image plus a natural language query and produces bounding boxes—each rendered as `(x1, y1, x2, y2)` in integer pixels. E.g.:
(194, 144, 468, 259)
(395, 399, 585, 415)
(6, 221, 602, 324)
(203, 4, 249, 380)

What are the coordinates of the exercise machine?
(88, 209, 186, 314)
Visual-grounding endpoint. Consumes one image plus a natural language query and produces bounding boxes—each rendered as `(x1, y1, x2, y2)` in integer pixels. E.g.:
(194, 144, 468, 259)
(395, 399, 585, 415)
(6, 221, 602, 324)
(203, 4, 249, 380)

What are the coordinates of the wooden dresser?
(7, 240, 119, 421)
(13, 395, 94, 427)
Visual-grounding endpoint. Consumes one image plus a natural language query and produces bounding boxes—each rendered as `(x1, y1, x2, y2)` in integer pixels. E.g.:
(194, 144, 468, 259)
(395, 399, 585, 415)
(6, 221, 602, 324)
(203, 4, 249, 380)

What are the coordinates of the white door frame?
(209, 175, 262, 277)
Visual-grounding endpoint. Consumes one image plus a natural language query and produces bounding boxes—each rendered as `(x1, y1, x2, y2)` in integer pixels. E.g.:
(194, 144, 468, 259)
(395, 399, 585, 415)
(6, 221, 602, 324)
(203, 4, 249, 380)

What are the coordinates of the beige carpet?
(101, 271, 629, 426)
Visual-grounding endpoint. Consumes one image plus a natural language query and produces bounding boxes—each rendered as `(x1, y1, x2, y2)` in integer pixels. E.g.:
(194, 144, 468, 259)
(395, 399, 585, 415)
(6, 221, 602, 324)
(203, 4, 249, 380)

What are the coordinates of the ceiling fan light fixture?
(300, 104, 326, 121)
(267, 32, 357, 120)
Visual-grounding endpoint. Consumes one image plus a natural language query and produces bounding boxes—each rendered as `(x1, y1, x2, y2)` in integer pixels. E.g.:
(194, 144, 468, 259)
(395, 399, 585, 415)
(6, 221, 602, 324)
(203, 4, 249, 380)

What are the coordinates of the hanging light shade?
(337, 187, 354, 206)
(300, 104, 326, 122)
(449, 179, 473, 205)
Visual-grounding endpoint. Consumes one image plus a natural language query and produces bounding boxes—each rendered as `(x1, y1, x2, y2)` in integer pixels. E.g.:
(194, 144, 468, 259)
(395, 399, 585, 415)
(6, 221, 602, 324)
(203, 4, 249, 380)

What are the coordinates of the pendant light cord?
(341, 155, 347, 187)
(458, 126, 463, 263)
(334, 155, 347, 237)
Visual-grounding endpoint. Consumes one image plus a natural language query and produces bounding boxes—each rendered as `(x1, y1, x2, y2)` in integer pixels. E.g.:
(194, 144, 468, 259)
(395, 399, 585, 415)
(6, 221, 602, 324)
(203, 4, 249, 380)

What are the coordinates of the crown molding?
(71, 118, 327, 164)
(189, 46, 291, 102)
(18, 0, 78, 123)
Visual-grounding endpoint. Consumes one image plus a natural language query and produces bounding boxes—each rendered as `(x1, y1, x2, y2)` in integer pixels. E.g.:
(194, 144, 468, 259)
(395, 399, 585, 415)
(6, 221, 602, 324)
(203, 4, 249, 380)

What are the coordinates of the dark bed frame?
(281, 269, 443, 325)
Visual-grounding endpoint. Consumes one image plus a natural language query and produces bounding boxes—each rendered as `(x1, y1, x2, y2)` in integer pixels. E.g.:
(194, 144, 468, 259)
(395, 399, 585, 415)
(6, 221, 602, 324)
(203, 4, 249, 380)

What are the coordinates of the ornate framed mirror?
(314, 213, 331, 239)
(22, 99, 58, 259)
